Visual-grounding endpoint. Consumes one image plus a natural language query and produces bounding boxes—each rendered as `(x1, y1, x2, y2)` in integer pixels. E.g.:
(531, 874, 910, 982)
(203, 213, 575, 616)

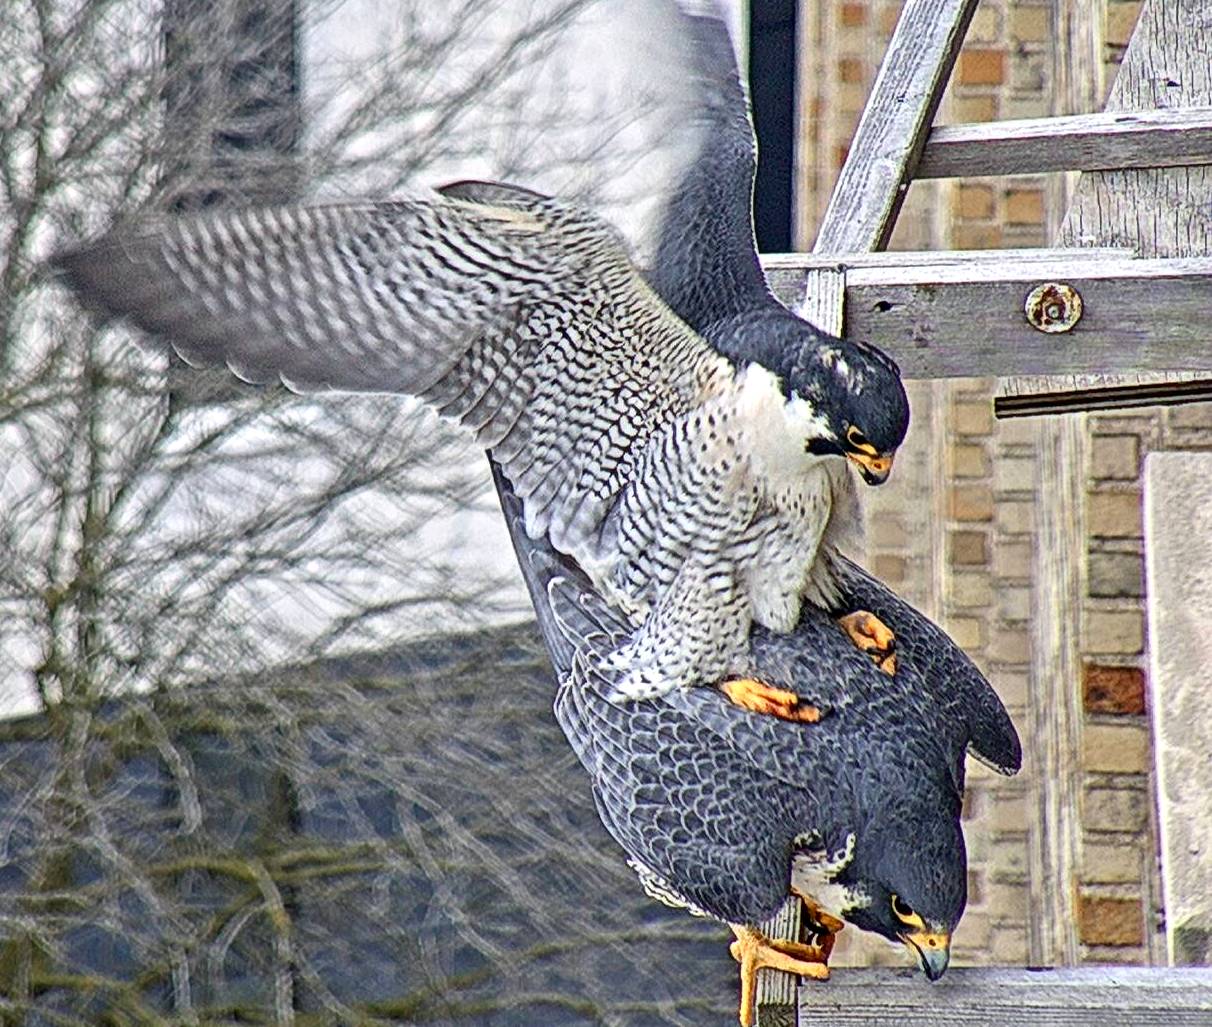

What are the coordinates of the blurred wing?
(54, 182, 725, 560)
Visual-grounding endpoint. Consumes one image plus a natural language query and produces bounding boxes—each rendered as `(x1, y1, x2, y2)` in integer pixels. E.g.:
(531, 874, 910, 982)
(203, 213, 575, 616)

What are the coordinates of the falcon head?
(831, 809, 965, 981)
(787, 336, 909, 486)
(720, 311, 909, 485)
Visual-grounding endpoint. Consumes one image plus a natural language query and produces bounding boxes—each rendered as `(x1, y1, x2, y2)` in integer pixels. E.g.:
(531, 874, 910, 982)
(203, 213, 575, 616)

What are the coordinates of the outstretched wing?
(53, 181, 729, 559)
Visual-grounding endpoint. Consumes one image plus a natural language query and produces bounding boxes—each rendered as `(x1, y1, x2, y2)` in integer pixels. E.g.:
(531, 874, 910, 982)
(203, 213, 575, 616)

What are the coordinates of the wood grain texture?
(917, 106, 1212, 178)
(798, 966, 1212, 1025)
(754, 267, 846, 1026)
(813, 0, 980, 254)
(765, 256, 1212, 380)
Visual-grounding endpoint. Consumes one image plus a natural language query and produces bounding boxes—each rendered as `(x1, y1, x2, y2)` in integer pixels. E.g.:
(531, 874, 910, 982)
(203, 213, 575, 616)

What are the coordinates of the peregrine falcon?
(496, 462, 1021, 1025)
(51, 1, 908, 711)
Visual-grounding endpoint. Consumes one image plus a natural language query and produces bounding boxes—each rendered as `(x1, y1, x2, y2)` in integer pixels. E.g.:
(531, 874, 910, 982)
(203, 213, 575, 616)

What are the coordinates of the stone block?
(997, 586, 1030, 623)
(1084, 785, 1148, 832)
(951, 443, 991, 478)
(950, 529, 989, 566)
(1083, 664, 1146, 715)
(995, 415, 1039, 448)
(1085, 609, 1144, 655)
(996, 500, 1033, 536)
(1090, 434, 1140, 480)
(993, 540, 1033, 582)
(951, 94, 998, 123)
(1087, 549, 1144, 598)
(872, 553, 906, 585)
(837, 56, 864, 84)
(1145, 452, 1212, 965)
(952, 399, 993, 436)
(951, 572, 993, 609)
(1083, 723, 1150, 775)
(1083, 838, 1144, 884)
(951, 484, 994, 522)
(994, 456, 1035, 494)
(944, 616, 984, 651)
(953, 223, 1004, 250)
(989, 625, 1030, 664)
(1005, 188, 1045, 226)
(1167, 402, 1212, 430)
(1010, 6, 1049, 42)
(1088, 491, 1143, 538)
(955, 185, 995, 221)
(839, 3, 867, 28)
(869, 513, 907, 549)
(967, 6, 1003, 43)
(990, 926, 1028, 963)
(1079, 895, 1145, 947)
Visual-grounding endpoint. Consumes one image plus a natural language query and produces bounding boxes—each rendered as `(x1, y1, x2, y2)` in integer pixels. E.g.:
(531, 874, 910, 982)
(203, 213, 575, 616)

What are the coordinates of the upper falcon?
(50, 2, 908, 703)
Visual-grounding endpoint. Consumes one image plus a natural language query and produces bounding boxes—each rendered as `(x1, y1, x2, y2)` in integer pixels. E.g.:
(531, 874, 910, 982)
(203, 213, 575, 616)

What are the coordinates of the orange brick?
(955, 185, 995, 220)
(840, 3, 867, 28)
(958, 49, 1007, 86)
(1006, 188, 1045, 225)
(953, 223, 1004, 249)
(1084, 665, 1146, 714)
(1079, 896, 1144, 947)
(838, 57, 864, 84)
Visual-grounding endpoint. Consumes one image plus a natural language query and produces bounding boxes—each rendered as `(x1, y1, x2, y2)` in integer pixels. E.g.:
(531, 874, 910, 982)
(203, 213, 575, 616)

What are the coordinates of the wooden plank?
(813, 0, 979, 254)
(917, 106, 1212, 179)
(763, 246, 1132, 272)
(996, 376, 1212, 417)
(798, 966, 1212, 1025)
(1007, 0, 1212, 413)
(755, 268, 846, 1027)
(765, 256, 1212, 379)
(1145, 453, 1212, 966)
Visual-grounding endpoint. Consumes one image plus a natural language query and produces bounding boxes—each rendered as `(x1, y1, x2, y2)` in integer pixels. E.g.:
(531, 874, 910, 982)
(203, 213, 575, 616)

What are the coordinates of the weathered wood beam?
(798, 966, 1212, 1025)
(917, 106, 1212, 179)
(764, 255, 1212, 380)
(996, 377, 1212, 417)
(813, 0, 980, 254)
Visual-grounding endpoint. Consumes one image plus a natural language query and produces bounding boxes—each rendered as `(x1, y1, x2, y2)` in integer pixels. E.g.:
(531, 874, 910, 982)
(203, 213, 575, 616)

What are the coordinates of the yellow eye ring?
(846, 425, 876, 455)
(891, 894, 925, 928)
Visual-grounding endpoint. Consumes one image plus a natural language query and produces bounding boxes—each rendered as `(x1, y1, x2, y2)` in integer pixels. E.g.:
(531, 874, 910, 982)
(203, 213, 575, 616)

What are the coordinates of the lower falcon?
(495, 464, 1020, 1025)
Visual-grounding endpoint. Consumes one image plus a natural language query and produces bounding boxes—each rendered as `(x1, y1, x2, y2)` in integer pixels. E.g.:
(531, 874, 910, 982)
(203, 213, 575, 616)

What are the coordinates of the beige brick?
(1083, 723, 1150, 775)
(1011, 50, 1048, 93)
(869, 514, 908, 549)
(998, 586, 1031, 623)
(990, 926, 1029, 963)
(996, 416, 1039, 447)
(989, 669, 1028, 709)
(951, 572, 994, 609)
(1005, 188, 1045, 226)
(1085, 608, 1144, 655)
(990, 625, 1030, 664)
(1083, 839, 1144, 884)
(951, 443, 991, 479)
(954, 223, 1004, 250)
(987, 881, 1029, 916)
(997, 500, 1034, 536)
(1106, 2, 1144, 46)
(839, 2, 867, 28)
(873, 553, 906, 584)
(1084, 785, 1148, 832)
(1084, 944, 1148, 965)
(1090, 434, 1140, 480)
(951, 484, 994, 522)
(950, 529, 989, 566)
(955, 184, 996, 221)
(967, 6, 1003, 43)
(953, 399, 993, 436)
(1079, 895, 1144, 947)
(1000, 93, 1050, 120)
(1087, 491, 1143, 537)
(994, 540, 1033, 582)
(944, 616, 985, 650)
(1088, 549, 1144, 598)
(1010, 6, 1049, 42)
(951, 93, 999, 123)
(986, 836, 1030, 880)
(994, 457, 1035, 494)
(989, 793, 1028, 834)
(953, 910, 992, 952)
(1167, 402, 1212, 430)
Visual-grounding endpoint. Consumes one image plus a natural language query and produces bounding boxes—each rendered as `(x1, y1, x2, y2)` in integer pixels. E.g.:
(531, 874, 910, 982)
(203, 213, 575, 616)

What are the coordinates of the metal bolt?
(1025, 282, 1083, 333)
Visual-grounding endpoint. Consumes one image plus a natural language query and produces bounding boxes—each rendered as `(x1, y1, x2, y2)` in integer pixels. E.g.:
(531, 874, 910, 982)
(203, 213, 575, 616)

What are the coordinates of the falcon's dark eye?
(846, 425, 875, 454)
(891, 895, 919, 924)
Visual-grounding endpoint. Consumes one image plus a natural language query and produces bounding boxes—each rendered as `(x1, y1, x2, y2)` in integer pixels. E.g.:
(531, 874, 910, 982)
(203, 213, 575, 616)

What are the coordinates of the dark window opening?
(748, 0, 797, 253)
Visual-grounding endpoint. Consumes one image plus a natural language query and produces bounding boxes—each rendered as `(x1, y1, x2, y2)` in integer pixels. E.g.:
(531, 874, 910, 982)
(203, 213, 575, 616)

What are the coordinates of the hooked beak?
(903, 930, 951, 981)
(846, 448, 895, 485)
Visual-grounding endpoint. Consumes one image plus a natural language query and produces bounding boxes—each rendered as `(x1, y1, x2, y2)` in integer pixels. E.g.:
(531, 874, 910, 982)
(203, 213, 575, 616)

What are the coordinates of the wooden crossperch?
(754, 0, 1212, 1023)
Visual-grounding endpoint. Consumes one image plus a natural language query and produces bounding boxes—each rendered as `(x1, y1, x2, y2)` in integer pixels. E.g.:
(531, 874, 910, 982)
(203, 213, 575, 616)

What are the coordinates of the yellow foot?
(838, 610, 897, 676)
(791, 890, 846, 963)
(720, 678, 821, 723)
(729, 924, 830, 1027)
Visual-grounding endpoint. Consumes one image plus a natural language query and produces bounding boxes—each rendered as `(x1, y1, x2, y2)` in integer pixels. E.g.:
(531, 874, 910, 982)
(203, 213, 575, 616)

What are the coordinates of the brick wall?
(790, 0, 1201, 968)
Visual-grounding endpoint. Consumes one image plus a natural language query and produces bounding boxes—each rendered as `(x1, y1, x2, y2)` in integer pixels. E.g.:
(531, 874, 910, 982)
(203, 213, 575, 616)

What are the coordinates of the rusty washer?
(1024, 282, 1083, 333)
